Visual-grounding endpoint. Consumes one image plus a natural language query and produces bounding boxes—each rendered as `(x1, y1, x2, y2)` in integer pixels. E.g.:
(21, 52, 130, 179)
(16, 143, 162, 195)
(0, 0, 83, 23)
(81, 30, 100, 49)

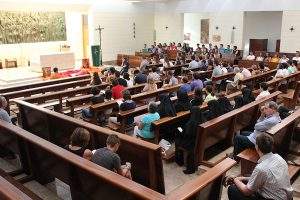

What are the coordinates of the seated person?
(190, 88, 203, 106)
(91, 72, 102, 86)
(142, 77, 157, 103)
(82, 87, 104, 119)
(232, 101, 281, 157)
(50, 67, 61, 79)
(123, 72, 133, 87)
(188, 55, 199, 69)
(65, 127, 92, 160)
(179, 77, 191, 94)
(255, 53, 264, 61)
(174, 91, 191, 112)
(133, 69, 147, 84)
(226, 67, 244, 94)
(115, 71, 127, 87)
(271, 53, 280, 63)
(288, 60, 298, 74)
(112, 79, 125, 99)
(227, 133, 293, 200)
(0, 96, 15, 159)
(92, 134, 132, 179)
(264, 53, 272, 62)
(204, 85, 217, 102)
(190, 72, 203, 91)
(275, 63, 289, 78)
(241, 67, 251, 78)
(134, 102, 160, 139)
(157, 94, 176, 118)
(234, 96, 244, 109)
(292, 52, 300, 63)
(217, 92, 233, 114)
(279, 54, 289, 63)
(258, 62, 270, 72)
(204, 99, 223, 120)
(242, 87, 255, 105)
(246, 52, 255, 60)
(175, 107, 206, 174)
(109, 90, 136, 126)
(164, 71, 178, 87)
(255, 82, 270, 100)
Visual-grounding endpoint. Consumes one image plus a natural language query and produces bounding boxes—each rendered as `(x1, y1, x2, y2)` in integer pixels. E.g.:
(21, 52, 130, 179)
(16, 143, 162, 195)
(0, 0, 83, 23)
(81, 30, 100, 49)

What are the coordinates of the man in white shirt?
(189, 55, 199, 69)
(279, 54, 289, 63)
(255, 53, 264, 61)
(292, 52, 300, 63)
(255, 82, 270, 100)
(227, 133, 293, 200)
(241, 67, 251, 78)
(246, 52, 256, 60)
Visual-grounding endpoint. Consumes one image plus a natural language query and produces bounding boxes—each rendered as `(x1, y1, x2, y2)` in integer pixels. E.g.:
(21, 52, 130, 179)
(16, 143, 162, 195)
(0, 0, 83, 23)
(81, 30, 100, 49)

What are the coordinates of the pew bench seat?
(237, 148, 300, 183)
(0, 168, 42, 200)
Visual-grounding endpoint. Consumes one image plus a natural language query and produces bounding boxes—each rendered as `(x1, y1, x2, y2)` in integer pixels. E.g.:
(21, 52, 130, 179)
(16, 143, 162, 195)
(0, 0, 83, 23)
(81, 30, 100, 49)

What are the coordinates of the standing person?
(134, 102, 160, 140)
(140, 56, 149, 73)
(91, 72, 102, 85)
(227, 133, 293, 200)
(92, 134, 132, 179)
(120, 57, 130, 75)
(232, 101, 281, 157)
(65, 128, 92, 160)
(175, 107, 206, 174)
(219, 44, 225, 54)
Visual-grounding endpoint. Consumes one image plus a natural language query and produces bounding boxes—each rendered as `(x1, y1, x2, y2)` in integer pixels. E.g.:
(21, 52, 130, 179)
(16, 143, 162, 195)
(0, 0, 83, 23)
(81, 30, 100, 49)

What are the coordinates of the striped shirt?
(247, 153, 293, 200)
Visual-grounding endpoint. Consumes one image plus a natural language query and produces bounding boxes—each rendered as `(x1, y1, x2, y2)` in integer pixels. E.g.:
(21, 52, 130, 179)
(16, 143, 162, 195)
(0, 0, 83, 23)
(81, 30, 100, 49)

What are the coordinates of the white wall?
(280, 11, 300, 53)
(0, 3, 85, 66)
(89, 2, 155, 62)
(243, 11, 282, 55)
(154, 13, 184, 44)
(183, 12, 244, 49)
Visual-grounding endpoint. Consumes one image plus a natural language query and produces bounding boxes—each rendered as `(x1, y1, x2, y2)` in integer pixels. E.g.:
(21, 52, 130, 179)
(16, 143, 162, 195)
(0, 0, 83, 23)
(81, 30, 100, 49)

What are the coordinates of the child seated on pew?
(82, 87, 104, 119)
(65, 127, 92, 160)
(108, 90, 136, 126)
(92, 134, 132, 179)
(134, 102, 160, 140)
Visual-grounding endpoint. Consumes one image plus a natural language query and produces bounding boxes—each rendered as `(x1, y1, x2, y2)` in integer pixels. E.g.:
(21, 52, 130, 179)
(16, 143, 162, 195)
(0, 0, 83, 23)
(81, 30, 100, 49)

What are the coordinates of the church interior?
(1, 0, 300, 199)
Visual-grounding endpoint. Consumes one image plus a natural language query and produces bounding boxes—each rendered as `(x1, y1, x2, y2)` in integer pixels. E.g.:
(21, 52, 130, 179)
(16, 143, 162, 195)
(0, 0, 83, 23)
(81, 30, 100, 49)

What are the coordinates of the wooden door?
(276, 39, 281, 52)
(249, 39, 268, 53)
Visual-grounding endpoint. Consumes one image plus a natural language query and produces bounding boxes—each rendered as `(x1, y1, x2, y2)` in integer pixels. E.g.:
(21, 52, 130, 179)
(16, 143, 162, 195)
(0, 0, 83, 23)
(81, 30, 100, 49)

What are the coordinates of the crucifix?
(95, 25, 104, 65)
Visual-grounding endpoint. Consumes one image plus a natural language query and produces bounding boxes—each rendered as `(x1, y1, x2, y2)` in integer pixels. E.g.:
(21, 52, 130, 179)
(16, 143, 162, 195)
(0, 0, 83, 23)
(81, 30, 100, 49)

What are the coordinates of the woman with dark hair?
(175, 106, 206, 174)
(120, 57, 129, 75)
(190, 88, 203, 106)
(91, 72, 102, 85)
(175, 91, 191, 112)
(217, 93, 233, 114)
(157, 94, 176, 117)
(204, 100, 223, 120)
(242, 87, 255, 105)
(65, 127, 92, 160)
(234, 96, 244, 109)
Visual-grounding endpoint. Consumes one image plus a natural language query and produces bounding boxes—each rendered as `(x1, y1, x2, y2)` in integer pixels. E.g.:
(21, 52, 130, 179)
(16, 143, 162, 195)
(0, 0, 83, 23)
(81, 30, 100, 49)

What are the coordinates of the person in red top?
(111, 79, 125, 99)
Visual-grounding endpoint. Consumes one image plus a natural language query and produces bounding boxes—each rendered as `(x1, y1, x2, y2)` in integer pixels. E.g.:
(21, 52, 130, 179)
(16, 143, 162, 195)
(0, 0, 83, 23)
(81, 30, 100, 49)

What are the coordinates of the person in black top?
(234, 96, 244, 109)
(115, 71, 127, 87)
(82, 87, 104, 119)
(175, 91, 191, 112)
(120, 57, 129, 75)
(175, 106, 206, 174)
(204, 100, 223, 120)
(157, 94, 176, 118)
(190, 88, 203, 106)
(242, 87, 255, 105)
(91, 72, 102, 86)
(65, 127, 92, 160)
(133, 69, 147, 84)
(217, 92, 233, 114)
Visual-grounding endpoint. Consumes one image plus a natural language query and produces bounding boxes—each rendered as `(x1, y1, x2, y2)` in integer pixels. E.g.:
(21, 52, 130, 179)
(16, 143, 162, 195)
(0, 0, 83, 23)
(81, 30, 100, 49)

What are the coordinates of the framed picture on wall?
(212, 35, 221, 42)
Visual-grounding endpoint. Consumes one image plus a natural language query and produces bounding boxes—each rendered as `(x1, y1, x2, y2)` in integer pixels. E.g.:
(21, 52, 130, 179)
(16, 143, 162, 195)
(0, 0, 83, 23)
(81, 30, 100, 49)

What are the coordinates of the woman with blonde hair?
(142, 76, 157, 103)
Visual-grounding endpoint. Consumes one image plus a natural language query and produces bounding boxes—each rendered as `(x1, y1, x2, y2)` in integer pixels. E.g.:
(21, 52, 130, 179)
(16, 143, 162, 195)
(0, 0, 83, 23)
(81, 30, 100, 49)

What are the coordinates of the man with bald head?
(0, 96, 11, 123)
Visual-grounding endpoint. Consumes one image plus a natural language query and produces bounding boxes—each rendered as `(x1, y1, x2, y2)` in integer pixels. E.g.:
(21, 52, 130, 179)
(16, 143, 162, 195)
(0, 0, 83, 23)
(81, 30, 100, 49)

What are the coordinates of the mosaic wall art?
(0, 11, 66, 44)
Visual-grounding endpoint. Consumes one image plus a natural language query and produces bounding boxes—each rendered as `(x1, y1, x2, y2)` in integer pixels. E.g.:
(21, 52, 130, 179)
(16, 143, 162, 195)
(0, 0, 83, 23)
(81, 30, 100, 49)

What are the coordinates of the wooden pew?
(0, 119, 236, 200)
(238, 60, 279, 70)
(15, 100, 165, 194)
(0, 120, 165, 200)
(280, 81, 300, 109)
(152, 91, 243, 144)
(195, 91, 281, 167)
(211, 72, 235, 90)
(117, 54, 142, 68)
(0, 74, 90, 94)
(90, 84, 181, 123)
(3, 79, 92, 114)
(238, 149, 300, 183)
(165, 158, 236, 200)
(240, 69, 277, 88)
(0, 168, 42, 200)
(65, 82, 158, 117)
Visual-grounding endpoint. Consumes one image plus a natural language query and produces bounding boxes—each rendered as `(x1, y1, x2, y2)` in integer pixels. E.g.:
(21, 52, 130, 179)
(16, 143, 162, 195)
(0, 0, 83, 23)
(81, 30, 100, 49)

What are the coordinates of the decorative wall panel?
(0, 11, 66, 44)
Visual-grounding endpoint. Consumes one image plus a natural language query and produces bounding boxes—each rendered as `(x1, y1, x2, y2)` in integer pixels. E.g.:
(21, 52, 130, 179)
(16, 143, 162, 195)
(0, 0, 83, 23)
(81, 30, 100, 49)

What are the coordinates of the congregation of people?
(1, 41, 300, 200)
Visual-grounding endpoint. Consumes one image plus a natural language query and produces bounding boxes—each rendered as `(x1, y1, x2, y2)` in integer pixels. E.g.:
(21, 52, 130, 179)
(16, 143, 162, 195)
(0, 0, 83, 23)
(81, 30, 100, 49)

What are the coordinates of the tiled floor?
(1, 145, 299, 200)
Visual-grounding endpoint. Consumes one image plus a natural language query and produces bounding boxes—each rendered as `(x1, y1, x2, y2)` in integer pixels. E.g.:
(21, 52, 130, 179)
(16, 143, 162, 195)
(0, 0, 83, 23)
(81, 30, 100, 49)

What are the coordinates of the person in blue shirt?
(219, 44, 225, 54)
(134, 102, 160, 139)
(224, 45, 232, 54)
(179, 77, 191, 94)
